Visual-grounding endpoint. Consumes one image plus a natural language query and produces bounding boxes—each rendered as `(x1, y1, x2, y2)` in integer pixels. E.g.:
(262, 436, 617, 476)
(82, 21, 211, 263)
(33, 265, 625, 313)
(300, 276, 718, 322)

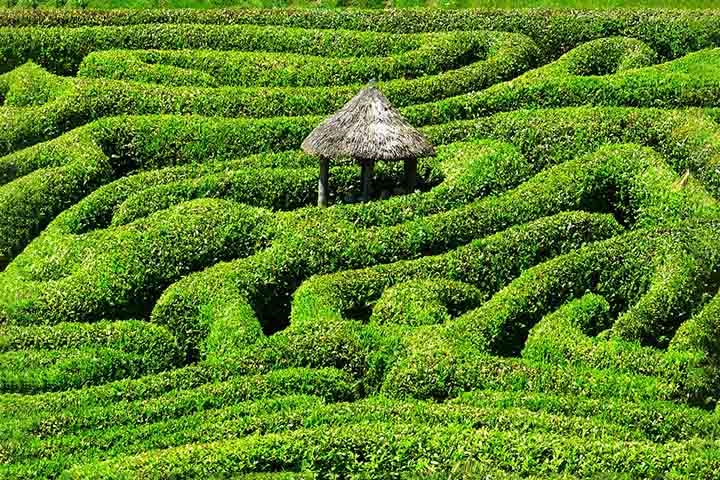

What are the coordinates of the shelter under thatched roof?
(301, 84, 436, 162)
(302, 83, 436, 207)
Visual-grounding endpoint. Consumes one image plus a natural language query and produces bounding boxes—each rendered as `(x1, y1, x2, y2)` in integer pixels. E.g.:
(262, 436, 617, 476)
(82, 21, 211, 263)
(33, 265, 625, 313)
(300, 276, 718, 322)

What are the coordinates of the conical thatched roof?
(301, 84, 436, 162)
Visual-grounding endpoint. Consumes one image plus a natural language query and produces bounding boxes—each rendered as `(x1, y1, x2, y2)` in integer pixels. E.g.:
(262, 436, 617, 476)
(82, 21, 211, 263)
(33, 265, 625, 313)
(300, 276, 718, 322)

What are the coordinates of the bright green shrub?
(1, 62, 72, 107)
(0, 198, 272, 326)
(61, 421, 720, 479)
(404, 42, 720, 126)
(77, 32, 487, 87)
(49, 150, 319, 236)
(0, 320, 182, 393)
(0, 8, 717, 61)
(0, 319, 174, 351)
(0, 346, 173, 394)
(670, 291, 720, 387)
(369, 279, 484, 327)
(3, 367, 357, 441)
(522, 294, 718, 402)
(382, 328, 684, 401)
(453, 389, 720, 442)
(0, 11, 720, 476)
(0, 30, 536, 158)
(0, 24, 421, 75)
(2, 393, 646, 478)
(109, 161, 434, 226)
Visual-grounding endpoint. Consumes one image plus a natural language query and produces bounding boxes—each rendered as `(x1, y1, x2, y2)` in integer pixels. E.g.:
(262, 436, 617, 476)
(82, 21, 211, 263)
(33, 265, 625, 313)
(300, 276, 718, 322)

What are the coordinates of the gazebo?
(301, 82, 436, 207)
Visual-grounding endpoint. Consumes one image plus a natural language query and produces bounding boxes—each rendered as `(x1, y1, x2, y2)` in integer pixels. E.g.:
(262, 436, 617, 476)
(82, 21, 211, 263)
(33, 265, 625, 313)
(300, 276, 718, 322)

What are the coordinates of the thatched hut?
(302, 82, 436, 207)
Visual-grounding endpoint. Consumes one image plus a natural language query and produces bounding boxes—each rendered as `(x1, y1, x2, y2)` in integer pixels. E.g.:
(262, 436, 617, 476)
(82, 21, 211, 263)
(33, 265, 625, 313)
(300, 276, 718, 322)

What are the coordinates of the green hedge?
(0, 24, 421, 75)
(0, 29, 535, 156)
(522, 294, 718, 402)
(369, 279, 485, 327)
(3, 35, 719, 163)
(0, 320, 182, 393)
(2, 367, 357, 440)
(404, 40, 720, 126)
(157, 137, 665, 361)
(0, 346, 175, 394)
(379, 223, 720, 403)
(280, 211, 620, 382)
(671, 291, 720, 362)
(109, 160, 438, 227)
(0, 8, 717, 61)
(2, 107, 719, 355)
(3, 392, 650, 478)
(453, 389, 720, 442)
(60, 421, 720, 479)
(51, 150, 319, 235)
(76, 31, 485, 87)
(0, 198, 272, 326)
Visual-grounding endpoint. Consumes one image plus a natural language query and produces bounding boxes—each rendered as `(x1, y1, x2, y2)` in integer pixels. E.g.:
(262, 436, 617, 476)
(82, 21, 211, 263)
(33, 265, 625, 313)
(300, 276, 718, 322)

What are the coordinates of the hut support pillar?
(404, 158, 417, 193)
(318, 157, 329, 207)
(361, 160, 374, 203)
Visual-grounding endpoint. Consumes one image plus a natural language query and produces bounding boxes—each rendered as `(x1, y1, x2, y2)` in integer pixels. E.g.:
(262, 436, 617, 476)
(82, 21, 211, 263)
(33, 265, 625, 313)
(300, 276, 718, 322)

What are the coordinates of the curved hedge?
(0, 8, 718, 61)
(77, 31, 487, 87)
(0, 198, 273, 325)
(0, 320, 182, 393)
(1, 11, 720, 477)
(62, 421, 720, 479)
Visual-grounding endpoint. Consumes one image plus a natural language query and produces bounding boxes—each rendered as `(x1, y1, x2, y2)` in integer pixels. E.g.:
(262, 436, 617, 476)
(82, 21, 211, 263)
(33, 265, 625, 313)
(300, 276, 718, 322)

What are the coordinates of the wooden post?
(361, 159, 374, 203)
(404, 158, 417, 193)
(318, 157, 329, 207)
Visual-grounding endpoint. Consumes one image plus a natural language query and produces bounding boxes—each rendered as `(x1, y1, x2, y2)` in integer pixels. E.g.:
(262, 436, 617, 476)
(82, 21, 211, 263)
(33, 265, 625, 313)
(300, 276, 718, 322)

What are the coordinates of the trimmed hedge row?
(671, 291, 720, 362)
(61, 421, 720, 479)
(3, 35, 718, 161)
(281, 143, 720, 402)
(522, 294, 717, 401)
(3, 393, 652, 478)
(2, 367, 357, 440)
(3, 47, 720, 266)
(52, 150, 319, 236)
(159, 139, 679, 361)
(369, 279, 485, 327)
(0, 29, 535, 156)
(0, 8, 717, 62)
(109, 160, 437, 227)
(452, 389, 720, 442)
(0, 319, 175, 351)
(0, 346, 175, 395)
(0, 24, 422, 75)
(379, 223, 720, 403)
(0, 139, 515, 354)
(0, 198, 272, 325)
(0, 320, 181, 393)
(2, 107, 719, 351)
(275, 211, 620, 382)
(406, 35, 720, 125)
(0, 114, 323, 267)
(77, 31, 487, 87)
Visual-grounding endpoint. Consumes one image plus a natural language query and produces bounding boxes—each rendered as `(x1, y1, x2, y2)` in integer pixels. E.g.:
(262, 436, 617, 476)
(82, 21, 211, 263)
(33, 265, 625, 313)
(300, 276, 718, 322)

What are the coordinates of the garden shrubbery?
(1, 9, 720, 478)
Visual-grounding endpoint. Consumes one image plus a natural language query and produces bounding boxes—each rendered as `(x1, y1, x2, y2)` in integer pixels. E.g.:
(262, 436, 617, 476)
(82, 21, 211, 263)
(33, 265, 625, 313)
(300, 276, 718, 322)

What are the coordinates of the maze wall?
(1, 8, 720, 479)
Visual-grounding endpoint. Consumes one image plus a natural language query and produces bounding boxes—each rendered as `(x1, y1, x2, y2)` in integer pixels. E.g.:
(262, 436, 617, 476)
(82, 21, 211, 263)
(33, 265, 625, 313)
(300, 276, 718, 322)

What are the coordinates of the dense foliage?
(1, 7, 720, 478)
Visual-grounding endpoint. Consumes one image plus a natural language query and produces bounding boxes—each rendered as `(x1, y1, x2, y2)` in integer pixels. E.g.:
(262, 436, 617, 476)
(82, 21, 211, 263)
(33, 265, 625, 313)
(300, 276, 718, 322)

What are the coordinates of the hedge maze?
(2, 8, 720, 478)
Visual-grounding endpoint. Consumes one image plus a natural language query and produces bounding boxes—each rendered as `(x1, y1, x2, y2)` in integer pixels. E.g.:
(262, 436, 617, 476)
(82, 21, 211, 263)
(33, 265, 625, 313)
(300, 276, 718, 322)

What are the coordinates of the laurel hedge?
(76, 31, 487, 87)
(0, 198, 273, 325)
(0, 8, 717, 61)
(1, 392, 674, 479)
(61, 421, 720, 479)
(1, 10, 720, 476)
(0, 320, 182, 393)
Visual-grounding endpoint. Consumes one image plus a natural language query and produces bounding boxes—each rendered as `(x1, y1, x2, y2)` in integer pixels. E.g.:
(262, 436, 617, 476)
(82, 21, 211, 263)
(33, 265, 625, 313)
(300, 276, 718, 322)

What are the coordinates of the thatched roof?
(301, 83, 436, 162)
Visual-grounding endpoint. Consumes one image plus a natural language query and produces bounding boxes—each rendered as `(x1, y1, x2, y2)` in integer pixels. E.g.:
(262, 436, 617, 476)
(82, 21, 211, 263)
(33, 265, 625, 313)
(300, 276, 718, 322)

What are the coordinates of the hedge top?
(301, 83, 435, 162)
